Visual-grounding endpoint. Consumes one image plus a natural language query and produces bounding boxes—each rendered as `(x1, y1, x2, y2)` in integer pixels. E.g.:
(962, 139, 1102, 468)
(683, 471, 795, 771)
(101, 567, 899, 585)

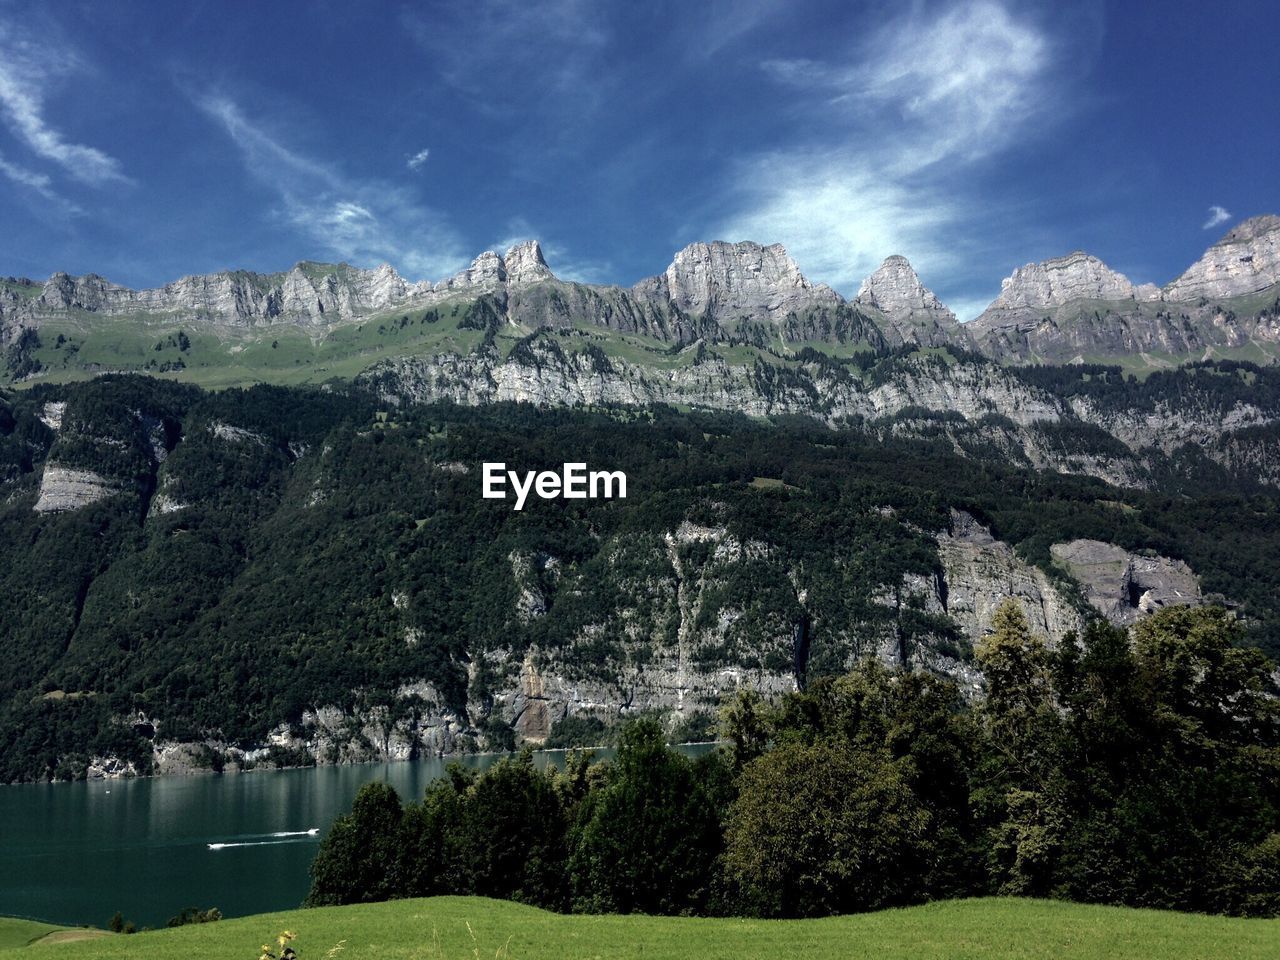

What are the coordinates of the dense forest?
(1, 372, 1279, 781)
(306, 604, 1280, 918)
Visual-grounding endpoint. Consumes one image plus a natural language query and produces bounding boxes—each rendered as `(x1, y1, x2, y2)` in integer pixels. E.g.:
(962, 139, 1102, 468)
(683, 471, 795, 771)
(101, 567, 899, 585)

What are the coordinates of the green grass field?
(0, 919, 57, 950)
(2, 897, 1277, 959)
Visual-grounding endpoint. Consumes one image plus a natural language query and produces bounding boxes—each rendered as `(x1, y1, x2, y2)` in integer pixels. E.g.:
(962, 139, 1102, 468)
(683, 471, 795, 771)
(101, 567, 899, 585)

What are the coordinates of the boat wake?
(207, 828, 320, 850)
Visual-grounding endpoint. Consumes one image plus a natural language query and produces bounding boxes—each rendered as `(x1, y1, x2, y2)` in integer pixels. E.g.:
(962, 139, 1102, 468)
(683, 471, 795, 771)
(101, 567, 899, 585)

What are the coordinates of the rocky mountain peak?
(988, 251, 1155, 313)
(1164, 213, 1280, 302)
(435, 242, 556, 295)
(502, 241, 554, 286)
(855, 255, 962, 347)
(857, 255, 954, 319)
(646, 240, 840, 319)
(40, 272, 128, 311)
(969, 252, 1163, 337)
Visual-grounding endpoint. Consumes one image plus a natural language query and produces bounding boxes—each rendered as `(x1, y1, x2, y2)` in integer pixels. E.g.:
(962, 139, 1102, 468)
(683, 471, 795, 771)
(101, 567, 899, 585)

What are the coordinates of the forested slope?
(1, 373, 1278, 781)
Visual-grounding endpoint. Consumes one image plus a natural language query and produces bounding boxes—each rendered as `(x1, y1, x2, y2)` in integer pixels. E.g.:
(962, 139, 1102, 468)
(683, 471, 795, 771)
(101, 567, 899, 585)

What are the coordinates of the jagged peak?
(503, 239, 546, 262)
(502, 240, 554, 284)
(666, 239, 799, 274)
(856, 254, 943, 308)
(855, 255, 960, 345)
(663, 239, 806, 290)
(675, 238, 788, 254)
(433, 241, 557, 292)
(43, 271, 123, 291)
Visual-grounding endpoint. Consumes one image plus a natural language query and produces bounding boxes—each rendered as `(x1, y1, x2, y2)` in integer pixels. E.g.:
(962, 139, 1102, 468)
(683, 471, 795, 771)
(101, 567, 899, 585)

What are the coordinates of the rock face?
(856, 255, 968, 348)
(1050, 539, 1202, 625)
(1165, 215, 1280, 301)
(364, 333, 1068, 429)
(976, 252, 1159, 322)
(1, 242, 563, 334)
(33, 466, 118, 512)
(502, 241, 556, 286)
(934, 510, 1084, 640)
(433, 241, 555, 295)
(34, 262, 417, 327)
(969, 218, 1280, 363)
(7, 217, 1280, 377)
(634, 241, 842, 322)
(362, 331, 1280, 491)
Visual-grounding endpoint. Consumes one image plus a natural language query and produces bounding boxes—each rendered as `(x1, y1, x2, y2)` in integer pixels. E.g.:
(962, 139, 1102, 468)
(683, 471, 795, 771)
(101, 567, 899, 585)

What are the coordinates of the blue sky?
(0, 0, 1276, 319)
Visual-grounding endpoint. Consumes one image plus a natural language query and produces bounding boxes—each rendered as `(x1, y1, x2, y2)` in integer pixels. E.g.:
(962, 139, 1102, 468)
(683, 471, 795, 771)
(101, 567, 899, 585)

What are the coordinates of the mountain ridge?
(4, 216, 1280, 373)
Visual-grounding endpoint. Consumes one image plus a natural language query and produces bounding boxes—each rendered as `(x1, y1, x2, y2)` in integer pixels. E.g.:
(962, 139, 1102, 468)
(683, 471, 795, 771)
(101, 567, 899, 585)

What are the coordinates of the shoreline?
(1, 739, 725, 788)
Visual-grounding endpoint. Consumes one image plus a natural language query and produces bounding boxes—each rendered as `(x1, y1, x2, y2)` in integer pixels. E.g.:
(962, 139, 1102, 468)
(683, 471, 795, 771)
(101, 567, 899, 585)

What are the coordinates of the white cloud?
(1203, 205, 1232, 230)
(715, 153, 963, 293)
(0, 23, 128, 185)
(0, 151, 53, 194)
(851, 1, 1046, 166)
(407, 148, 431, 171)
(0, 149, 82, 214)
(712, 1, 1061, 310)
(540, 243, 615, 285)
(683, 0, 778, 61)
(198, 95, 466, 280)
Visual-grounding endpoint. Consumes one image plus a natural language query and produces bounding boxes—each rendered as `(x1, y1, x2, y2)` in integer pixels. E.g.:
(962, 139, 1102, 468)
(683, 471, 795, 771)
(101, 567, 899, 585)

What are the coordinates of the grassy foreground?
(0, 920, 66, 950)
(3, 897, 1279, 960)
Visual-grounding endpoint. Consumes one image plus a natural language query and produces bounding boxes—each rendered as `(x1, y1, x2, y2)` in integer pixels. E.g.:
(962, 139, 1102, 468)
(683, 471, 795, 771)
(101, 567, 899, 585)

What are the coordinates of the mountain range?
(3, 216, 1279, 377)
(4, 218, 1280, 781)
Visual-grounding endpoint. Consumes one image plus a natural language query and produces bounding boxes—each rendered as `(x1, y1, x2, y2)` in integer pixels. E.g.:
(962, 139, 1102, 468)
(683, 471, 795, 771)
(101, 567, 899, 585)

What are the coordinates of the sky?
(0, 1, 1277, 320)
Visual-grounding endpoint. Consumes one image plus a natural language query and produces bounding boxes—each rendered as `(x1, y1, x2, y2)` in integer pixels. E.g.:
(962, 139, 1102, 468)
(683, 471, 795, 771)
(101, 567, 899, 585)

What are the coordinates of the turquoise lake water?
(0, 747, 716, 929)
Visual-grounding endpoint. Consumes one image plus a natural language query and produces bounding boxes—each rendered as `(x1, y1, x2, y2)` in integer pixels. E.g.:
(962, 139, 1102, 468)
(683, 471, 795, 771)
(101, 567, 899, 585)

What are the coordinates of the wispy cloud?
(682, 0, 779, 61)
(0, 22, 128, 186)
(198, 94, 465, 279)
(712, 1, 1068, 309)
(401, 0, 610, 122)
(714, 154, 964, 287)
(0, 151, 58, 199)
(407, 148, 431, 171)
(1202, 205, 1232, 230)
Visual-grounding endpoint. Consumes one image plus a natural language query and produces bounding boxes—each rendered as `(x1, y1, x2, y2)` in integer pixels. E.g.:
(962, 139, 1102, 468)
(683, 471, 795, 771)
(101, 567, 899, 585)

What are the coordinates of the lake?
(0, 746, 713, 929)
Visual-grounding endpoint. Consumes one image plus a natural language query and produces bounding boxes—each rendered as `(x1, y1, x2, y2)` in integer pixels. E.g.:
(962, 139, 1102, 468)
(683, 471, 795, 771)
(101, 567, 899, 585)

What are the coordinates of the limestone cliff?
(856, 255, 970, 348)
(32, 261, 417, 327)
(362, 335, 1068, 430)
(1165, 215, 1280, 302)
(980, 252, 1159, 317)
(969, 220, 1280, 364)
(633, 240, 842, 324)
(934, 510, 1084, 640)
(33, 466, 119, 513)
(1050, 540, 1202, 625)
(0, 242, 559, 333)
(8, 220, 1280, 369)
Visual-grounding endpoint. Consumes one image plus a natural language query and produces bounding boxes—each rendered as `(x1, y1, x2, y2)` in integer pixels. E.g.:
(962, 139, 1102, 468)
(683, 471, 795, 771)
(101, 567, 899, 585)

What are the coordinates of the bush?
(723, 741, 931, 916)
(306, 783, 404, 906)
(568, 718, 722, 914)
